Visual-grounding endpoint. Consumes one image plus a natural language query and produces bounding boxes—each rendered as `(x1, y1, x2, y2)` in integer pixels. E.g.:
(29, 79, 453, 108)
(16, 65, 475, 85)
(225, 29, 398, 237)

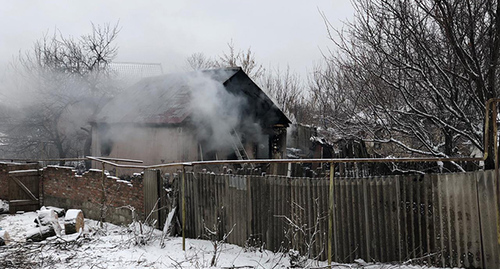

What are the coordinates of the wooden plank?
(354, 178, 364, 261)
(290, 177, 297, 251)
(311, 178, 320, 260)
(455, 173, 465, 267)
(350, 177, 360, 261)
(284, 176, 291, 251)
(193, 172, 201, 236)
(362, 177, 371, 262)
(338, 177, 346, 262)
(430, 174, 442, 267)
(267, 175, 276, 251)
(246, 175, 253, 246)
(436, 173, 447, 267)
(467, 172, 481, 268)
(260, 175, 269, 249)
(223, 174, 232, 243)
(463, 172, 480, 268)
(304, 177, 310, 256)
(143, 169, 159, 228)
(477, 170, 500, 269)
(445, 174, 458, 267)
(188, 172, 195, 238)
(346, 178, 354, 262)
(375, 177, 385, 262)
(367, 177, 376, 261)
(423, 174, 433, 265)
(381, 176, 390, 262)
(442, 174, 453, 267)
(8, 170, 39, 177)
(10, 200, 39, 206)
(395, 175, 402, 262)
(296, 177, 304, 254)
(414, 175, 422, 260)
(388, 176, 397, 261)
(399, 176, 408, 261)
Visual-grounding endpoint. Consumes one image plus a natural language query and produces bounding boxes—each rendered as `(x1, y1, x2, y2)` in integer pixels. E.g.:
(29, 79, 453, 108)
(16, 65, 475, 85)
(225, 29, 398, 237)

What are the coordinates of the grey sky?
(0, 0, 354, 78)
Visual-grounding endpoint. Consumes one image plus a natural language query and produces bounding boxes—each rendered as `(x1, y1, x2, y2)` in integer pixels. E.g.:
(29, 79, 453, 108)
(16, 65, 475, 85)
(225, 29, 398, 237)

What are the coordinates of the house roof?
(97, 67, 290, 127)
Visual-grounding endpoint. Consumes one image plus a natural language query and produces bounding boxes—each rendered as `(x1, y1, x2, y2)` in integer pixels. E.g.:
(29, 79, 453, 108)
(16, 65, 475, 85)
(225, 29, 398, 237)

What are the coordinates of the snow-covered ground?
(0, 205, 456, 268)
(0, 199, 8, 213)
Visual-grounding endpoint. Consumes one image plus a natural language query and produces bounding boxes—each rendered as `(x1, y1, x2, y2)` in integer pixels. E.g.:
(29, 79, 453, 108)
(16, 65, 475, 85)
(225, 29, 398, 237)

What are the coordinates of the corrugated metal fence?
(182, 170, 500, 268)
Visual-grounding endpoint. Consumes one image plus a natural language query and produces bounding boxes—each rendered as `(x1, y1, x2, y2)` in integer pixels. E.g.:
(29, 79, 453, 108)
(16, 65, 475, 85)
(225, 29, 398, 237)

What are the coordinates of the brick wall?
(41, 166, 144, 225)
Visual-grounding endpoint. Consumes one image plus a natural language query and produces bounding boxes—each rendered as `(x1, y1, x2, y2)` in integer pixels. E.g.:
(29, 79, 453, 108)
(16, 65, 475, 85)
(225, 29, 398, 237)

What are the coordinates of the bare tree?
(258, 66, 312, 123)
(187, 40, 265, 80)
(2, 22, 119, 162)
(186, 52, 218, 71)
(317, 0, 500, 171)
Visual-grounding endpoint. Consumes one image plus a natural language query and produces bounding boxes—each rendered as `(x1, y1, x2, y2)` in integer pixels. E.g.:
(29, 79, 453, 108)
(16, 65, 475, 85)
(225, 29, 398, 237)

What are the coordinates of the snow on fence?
(182, 170, 500, 269)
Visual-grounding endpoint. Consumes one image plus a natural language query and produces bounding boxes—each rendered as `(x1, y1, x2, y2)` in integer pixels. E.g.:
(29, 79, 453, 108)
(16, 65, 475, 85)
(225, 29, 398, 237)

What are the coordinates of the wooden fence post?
(182, 165, 186, 251)
(494, 102, 500, 246)
(328, 162, 334, 265)
(100, 163, 106, 228)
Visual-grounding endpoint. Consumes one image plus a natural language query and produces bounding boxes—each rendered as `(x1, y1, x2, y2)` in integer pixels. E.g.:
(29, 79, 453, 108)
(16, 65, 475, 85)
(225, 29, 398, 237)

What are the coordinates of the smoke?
(0, 63, 115, 159)
(188, 70, 250, 152)
(1, 60, 271, 162)
(98, 68, 268, 161)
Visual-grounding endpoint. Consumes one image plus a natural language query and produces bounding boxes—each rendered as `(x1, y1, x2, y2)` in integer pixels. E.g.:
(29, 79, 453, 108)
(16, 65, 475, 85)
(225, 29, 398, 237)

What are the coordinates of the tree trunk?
(485, 105, 497, 170)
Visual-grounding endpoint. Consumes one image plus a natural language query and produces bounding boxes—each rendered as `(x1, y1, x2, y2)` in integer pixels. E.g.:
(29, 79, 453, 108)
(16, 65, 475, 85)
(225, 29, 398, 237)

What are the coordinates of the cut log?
(45, 206, 66, 217)
(35, 208, 58, 226)
(0, 230, 10, 245)
(26, 226, 56, 242)
(64, 209, 84, 235)
(35, 208, 62, 236)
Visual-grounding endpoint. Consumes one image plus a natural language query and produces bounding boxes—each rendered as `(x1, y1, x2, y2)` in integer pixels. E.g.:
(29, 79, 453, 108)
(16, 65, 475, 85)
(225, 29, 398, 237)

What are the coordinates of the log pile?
(27, 208, 62, 242)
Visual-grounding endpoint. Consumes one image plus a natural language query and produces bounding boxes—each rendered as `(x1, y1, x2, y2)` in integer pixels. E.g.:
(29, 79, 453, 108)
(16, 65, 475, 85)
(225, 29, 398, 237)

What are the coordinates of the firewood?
(35, 208, 62, 236)
(64, 209, 84, 235)
(45, 206, 66, 217)
(35, 208, 57, 226)
(26, 226, 56, 242)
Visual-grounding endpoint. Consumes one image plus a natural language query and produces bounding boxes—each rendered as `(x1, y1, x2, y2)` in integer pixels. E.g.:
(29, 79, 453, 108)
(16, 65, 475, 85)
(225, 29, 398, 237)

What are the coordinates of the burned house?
(91, 67, 290, 172)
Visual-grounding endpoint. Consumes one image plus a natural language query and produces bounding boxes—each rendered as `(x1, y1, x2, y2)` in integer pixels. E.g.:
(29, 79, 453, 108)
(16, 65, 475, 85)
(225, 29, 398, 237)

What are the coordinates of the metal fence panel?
(181, 170, 500, 269)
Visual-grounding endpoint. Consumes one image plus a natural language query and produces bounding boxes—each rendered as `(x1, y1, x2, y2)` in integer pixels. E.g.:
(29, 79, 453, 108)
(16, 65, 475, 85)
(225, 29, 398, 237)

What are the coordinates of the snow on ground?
(0, 199, 8, 213)
(0, 205, 456, 268)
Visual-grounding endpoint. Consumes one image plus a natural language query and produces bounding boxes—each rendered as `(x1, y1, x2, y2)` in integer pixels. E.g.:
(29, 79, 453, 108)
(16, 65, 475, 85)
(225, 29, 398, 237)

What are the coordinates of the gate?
(8, 169, 40, 213)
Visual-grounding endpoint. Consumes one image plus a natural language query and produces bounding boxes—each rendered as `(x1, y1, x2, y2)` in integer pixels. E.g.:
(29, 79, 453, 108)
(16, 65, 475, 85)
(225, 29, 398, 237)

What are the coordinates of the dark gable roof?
(98, 67, 290, 127)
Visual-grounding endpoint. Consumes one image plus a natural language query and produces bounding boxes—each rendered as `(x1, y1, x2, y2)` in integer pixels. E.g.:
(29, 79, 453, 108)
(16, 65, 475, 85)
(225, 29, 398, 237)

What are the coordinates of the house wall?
(92, 125, 199, 174)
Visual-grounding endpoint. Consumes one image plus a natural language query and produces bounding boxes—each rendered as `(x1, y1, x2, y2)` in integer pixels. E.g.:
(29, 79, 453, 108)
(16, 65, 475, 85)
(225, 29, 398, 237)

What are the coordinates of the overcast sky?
(0, 0, 354, 78)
